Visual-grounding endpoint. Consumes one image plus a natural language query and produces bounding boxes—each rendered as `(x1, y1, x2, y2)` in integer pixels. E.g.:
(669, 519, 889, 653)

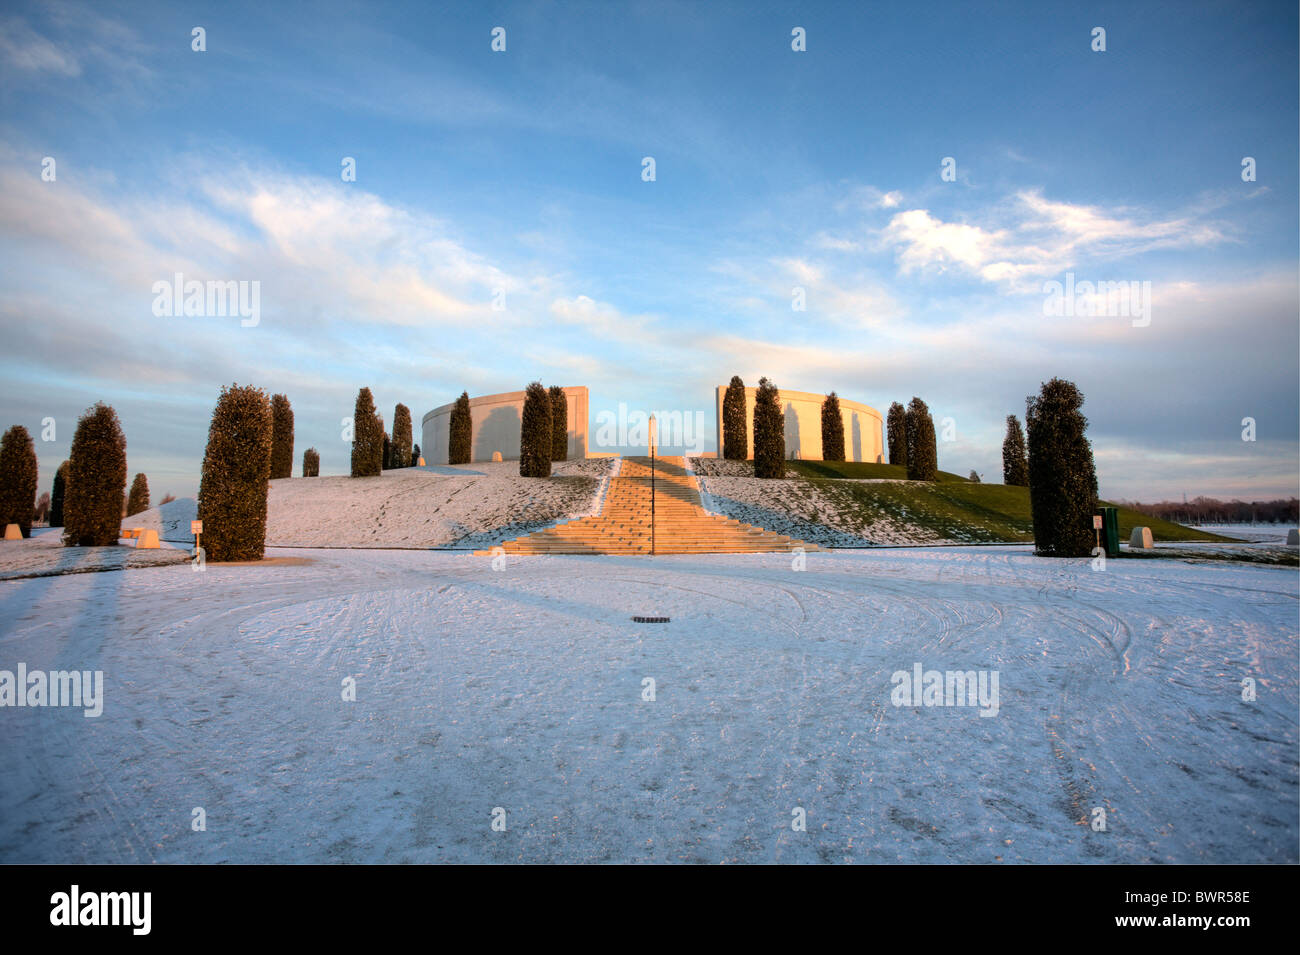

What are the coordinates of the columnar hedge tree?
(820, 392, 845, 462)
(752, 377, 785, 478)
(548, 386, 568, 461)
(412, 443, 421, 464)
(519, 382, 552, 478)
(904, 396, 937, 481)
(49, 460, 68, 527)
(269, 393, 294, 479)
(887, 401, 907, 467)
(722, 376, 748, 460)
(1002, 414, 1029, 487)
(196, 384, 273, 562)
(0, 425, 38, 538)
(382, 433, 392, 471)
(126, 473, 150, 516)
(64, 403, 127, 546)
(448, 392, 472, 465)
(302, 447, 320, 477)
(350, 388, 383, 477)
(1026, 378, 1098, 558)
(391, 403, 412, 469)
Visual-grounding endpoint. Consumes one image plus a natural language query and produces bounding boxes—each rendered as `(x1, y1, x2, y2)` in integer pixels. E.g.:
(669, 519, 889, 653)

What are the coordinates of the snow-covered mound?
(121, 459, 614, 549)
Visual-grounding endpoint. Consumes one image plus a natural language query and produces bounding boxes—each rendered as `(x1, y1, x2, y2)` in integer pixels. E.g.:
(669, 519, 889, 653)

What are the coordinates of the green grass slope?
(787, 460, 972, 482)
(793, 473, 1232, 544)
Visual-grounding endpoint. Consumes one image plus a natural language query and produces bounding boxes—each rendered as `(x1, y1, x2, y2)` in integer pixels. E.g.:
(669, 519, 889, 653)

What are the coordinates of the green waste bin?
(1099, 506, 1120, 558)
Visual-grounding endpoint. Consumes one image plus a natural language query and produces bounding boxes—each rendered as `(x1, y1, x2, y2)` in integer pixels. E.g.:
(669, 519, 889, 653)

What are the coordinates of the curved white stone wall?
(714, 386, 883, 463)
(421, 387, 589, 465)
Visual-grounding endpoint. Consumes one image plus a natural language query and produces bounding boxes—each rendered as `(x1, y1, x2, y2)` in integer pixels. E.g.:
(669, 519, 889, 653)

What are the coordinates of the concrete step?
(481, 454, 819, 555)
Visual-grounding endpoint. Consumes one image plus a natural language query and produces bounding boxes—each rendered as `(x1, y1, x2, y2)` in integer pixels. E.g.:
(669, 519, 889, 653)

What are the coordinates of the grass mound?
(787, 460, 971, 482)
(792, 471, 1233, 544)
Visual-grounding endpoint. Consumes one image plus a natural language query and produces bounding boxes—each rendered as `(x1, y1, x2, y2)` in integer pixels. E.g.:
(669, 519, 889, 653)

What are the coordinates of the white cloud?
(879, 190, 1229, 291)
(0, 18, 80, 75)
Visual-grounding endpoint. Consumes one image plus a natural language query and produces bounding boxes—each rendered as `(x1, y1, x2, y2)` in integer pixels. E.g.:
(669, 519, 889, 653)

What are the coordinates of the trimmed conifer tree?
(126, 473, 150, 516)
(196, 384, 272, 562)
(0, 425, 39, 538)
(391, 403, 412, 468)
(350, 388, 383, 477)
(1026, 378, 1098, 558)
(753, 377, 785, 478)
(887, 401, 907, 467)
(49, 460, 68, 527)
(302, 448, 319, 477)
(412, 443, 421, 464)
(448, 392, 472, 465)
(904, 396, 937, 481)
(269, 393, 294, 479)
(382, 433, 391, 471)
(821, 392, 845, 462)
(64, 403, 127, 546)
(549, 386, 568, 461)
(722, 376, 748, 460)
(1002, 414, 1028, 487)
(519, 382, 552, 478)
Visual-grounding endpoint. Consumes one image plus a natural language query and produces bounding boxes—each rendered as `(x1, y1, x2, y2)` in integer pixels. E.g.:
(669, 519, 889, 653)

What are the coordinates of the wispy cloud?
(880, 190, 1230, 290)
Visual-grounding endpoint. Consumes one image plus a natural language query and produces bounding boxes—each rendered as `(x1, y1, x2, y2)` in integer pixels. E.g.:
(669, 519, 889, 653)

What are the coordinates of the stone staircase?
(476, 456, 820, 555)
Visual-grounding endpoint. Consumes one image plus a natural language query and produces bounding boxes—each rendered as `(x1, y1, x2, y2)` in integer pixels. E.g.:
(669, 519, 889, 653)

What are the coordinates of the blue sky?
(1, 0, 1296, 501)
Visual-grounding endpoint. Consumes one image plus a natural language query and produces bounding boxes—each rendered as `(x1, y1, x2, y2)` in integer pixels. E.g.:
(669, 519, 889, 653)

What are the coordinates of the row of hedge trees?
(720, 375, 1096, 557)
(719, 375, 789, 474)
(0, 375, 1103, 560)
(516, 384, 572, 477)
(723, 379, 937, 481)
(884, 398, 936, 481)
(0, 404, 131, 543)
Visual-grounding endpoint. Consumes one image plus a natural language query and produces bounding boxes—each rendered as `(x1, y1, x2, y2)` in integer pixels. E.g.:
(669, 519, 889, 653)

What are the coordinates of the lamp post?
(648, 414, 656, 556)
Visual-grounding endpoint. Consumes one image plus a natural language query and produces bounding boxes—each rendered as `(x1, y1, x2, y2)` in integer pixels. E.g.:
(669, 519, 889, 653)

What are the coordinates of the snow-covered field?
(0, 527, 189, 580)
(120, 458, 614, 550)
(1193, 523, 1295, 544)
(1, 546, 1294, 863)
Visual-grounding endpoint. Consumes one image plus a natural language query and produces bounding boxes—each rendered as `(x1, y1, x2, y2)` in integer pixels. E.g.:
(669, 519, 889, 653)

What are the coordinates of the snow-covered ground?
(1193, 523, 1296, 544)
(119, 458, 615, 550)
(0, 527, 189, 580)
(1, 546, 1294, 863)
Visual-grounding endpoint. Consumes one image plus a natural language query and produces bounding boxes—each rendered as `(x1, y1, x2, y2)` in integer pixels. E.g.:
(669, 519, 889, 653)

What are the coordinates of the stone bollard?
(1287, 529, 1299, 546)
(1129, 526, 1154, 549)
(3, 524, 21, 540)
(135, 529, 160, 549)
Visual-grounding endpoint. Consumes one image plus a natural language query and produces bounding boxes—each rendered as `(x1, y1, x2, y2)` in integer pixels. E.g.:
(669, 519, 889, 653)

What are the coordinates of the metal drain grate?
(632, 616, 670, 624)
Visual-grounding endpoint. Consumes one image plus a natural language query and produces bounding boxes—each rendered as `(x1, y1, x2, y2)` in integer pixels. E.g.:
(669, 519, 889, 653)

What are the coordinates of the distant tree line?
(1116, 496, 1299, 526)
